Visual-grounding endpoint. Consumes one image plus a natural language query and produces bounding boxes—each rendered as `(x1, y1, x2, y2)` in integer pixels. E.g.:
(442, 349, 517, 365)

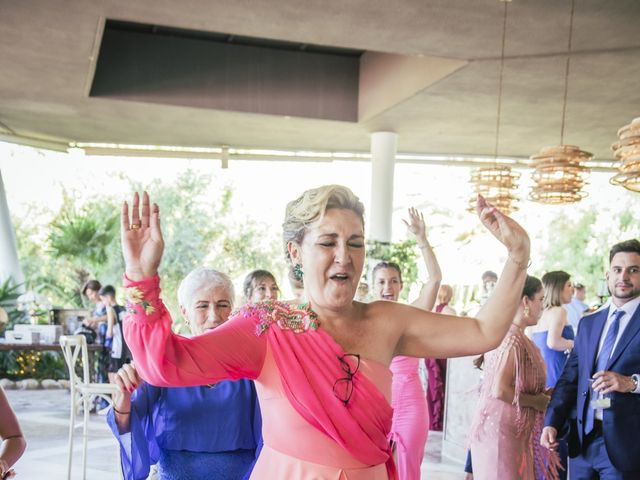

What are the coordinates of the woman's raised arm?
(394, 195, 530, 358)
(121, 193, 266, 387)
(404, 207, 442, 311)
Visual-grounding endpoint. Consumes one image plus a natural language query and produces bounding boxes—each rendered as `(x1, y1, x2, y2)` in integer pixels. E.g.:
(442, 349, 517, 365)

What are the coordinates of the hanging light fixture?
(469, 0, 520, 215)
(529, 0, 590, 204)
(468, 165, 520, 213)
(610, 117, 640, 192)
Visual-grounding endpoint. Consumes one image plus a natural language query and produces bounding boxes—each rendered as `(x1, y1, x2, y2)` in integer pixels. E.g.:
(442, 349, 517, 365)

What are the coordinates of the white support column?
(369, 131, 397, 243)
(0, 169, 24, 287)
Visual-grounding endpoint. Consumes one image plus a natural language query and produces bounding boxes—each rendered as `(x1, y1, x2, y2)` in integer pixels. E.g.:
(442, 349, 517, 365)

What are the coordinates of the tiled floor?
(8, 389, 466, 479)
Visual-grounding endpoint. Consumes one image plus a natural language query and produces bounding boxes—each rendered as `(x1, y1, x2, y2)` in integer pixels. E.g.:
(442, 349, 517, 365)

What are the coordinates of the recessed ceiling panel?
(90, 20, 363, 121)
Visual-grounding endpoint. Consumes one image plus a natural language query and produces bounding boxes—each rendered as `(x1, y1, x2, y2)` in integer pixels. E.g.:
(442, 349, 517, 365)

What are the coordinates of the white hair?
(177, 267, 235, 309)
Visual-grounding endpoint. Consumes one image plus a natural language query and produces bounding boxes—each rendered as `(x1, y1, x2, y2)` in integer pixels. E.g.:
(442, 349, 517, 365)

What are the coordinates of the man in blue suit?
(541, 239, 640, 479)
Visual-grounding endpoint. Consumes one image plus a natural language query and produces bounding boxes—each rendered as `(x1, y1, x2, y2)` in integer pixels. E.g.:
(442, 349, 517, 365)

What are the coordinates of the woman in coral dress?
(469, 275, 560, 480)
(372, 207, 442, 480)
(121, 186, 530, 479)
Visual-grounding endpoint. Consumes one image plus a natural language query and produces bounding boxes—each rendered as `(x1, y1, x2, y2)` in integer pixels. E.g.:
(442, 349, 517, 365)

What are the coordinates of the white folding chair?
(60, 335, 118, 480)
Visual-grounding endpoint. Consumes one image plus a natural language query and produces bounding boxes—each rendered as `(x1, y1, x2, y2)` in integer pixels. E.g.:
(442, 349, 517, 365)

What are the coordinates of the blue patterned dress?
(107, 380, 262, 480)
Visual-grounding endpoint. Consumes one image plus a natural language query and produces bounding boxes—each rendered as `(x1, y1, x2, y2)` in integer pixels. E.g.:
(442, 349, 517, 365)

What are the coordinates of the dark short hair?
(481, 270, 498, 282)
(609, 239, 640, 263)
(372, 261, 403, 284)
(573, 283, 585, 291)
(82, 280, 102, 295)
(523, 275, 543, 300)
(542, 271, 571, 308)
(98, 285, 116, 297)
(475, 274, 542, 370)
(243, 269, 277, 300)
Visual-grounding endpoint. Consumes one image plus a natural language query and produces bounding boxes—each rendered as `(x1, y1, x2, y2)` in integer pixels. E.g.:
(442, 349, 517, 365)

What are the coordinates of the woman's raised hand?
(121, 192, 164, 281)
(476, 194, 530, 262)
(402, 207, 428, 244)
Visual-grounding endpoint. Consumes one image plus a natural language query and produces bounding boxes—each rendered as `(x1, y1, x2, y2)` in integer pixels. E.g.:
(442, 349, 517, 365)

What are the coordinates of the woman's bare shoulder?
(547, 306, 568, 322)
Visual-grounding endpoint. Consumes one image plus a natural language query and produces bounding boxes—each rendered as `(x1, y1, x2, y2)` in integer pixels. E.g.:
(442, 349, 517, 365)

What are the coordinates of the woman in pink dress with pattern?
(120, 186, 530, 479)
(372, 207, 442, 480)
(469, 275, 560, 480)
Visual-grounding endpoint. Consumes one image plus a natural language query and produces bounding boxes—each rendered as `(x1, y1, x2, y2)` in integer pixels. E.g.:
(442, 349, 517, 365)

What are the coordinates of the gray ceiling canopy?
(0, 0, 639, 163)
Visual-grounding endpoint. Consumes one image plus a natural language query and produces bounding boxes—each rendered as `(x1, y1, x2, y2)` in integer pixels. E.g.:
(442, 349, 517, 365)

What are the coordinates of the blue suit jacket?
(545, 304, 640, 471)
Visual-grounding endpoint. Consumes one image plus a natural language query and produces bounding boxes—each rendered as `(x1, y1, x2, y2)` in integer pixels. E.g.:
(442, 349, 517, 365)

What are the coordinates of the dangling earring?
(523, 306, 530, 318)
(293, 263, 304, 280)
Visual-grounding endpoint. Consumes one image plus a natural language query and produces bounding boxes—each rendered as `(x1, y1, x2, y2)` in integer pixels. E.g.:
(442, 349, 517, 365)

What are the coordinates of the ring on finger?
(131, 223, 141, 230)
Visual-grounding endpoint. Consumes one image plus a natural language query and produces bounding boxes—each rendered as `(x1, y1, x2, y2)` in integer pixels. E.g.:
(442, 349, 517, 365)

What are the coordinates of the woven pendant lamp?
(610, 117, 640, 192)
(529, 0, 590, 204)
(469, 0, 519, 214)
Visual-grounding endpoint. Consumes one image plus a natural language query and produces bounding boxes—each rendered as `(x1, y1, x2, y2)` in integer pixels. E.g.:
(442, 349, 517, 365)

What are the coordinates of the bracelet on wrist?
(417, 242, 430, 249)
(113, 407, 131, 415)
(507, 254, 531, 271)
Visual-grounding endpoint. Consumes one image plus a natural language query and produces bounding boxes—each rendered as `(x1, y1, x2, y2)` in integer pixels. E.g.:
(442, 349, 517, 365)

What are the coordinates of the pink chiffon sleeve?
(122, 275, 266, 387)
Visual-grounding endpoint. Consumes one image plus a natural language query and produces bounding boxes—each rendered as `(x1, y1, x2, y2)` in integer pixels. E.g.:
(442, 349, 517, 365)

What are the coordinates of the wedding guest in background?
(564, 282, 588, 333)
(470, 275, 559, 480)
(99, 285, 130, 381)
(108, 267, 261, 480)
(542, 239, 640, 478)
(243, 270, 280, 304)
(82, 279, 107, 329)
(373, 207, 441, 480)
(530, 271, 575, 478)
(427, 284, 456, 432)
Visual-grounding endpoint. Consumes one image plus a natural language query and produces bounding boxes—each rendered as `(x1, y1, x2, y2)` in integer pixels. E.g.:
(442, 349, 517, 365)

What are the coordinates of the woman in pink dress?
(469, 275, 560, 480)
(426, 285, 456, 432)
(372, 207, 442, 480)
(121, 186, 530, 479)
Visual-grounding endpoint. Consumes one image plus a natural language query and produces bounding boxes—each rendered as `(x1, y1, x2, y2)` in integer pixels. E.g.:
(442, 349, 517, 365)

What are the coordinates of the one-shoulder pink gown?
(123, 276, 397, 479)
(389, 356, 429, 480)
(254, 345, 391, 478)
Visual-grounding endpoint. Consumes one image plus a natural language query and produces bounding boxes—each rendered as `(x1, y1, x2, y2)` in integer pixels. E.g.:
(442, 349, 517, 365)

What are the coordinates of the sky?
(1, 140, 638, 293)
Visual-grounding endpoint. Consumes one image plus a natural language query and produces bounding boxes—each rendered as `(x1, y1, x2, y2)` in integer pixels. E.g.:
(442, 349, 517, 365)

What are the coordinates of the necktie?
(584, 309, 625, 434)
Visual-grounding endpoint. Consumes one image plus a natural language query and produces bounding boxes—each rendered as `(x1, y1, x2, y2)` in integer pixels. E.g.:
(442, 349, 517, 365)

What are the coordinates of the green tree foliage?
(0, 277, 23, 331)
(539, 202, 640, 304)
(47, 193, 120, 306)
(13, 170, 283, 334)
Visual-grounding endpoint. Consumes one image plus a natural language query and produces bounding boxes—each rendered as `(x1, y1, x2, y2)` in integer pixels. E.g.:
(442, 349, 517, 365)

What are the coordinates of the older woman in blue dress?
(107, 267, 262, 480)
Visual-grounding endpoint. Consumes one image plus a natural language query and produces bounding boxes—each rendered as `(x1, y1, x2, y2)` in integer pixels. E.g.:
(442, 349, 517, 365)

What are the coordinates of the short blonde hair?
(282, 185, 365, 266)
